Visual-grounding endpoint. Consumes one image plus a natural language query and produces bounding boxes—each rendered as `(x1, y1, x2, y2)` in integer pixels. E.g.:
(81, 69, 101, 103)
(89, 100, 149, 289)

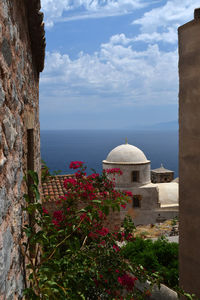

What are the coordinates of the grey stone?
(0, 152, 7, 172)
(0, 81, 5, 107)
(0, 227, 13, 293)
(17, 169, 23, 196)
(3, 118, 17, 150)
(0, 125, 2, 146)
(0, 24, 2, 39)
(3, 139, 9, 157)
(5, 276, 16, 300)
(12, 81, 21, 111)
(3, 108, 17, 150)
(1, 38, 12, 67)
(17, 51, 25, 90)
(17, 274, 24, 299)
(0, 187, 10, 225)
(135, 281, 178, 300)
(9, 22, 17, 42)
(2, 0, 9, 19)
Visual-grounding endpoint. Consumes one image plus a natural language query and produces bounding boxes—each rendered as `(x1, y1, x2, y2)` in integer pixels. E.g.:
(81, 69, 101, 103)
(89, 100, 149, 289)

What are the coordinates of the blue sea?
(40, 129, 178, 178)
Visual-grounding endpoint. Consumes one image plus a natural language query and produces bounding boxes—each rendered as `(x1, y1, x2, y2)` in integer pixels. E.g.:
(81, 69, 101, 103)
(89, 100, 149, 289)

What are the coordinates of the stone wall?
(178, 8, 200, 297)
(0, 0, 45, 298)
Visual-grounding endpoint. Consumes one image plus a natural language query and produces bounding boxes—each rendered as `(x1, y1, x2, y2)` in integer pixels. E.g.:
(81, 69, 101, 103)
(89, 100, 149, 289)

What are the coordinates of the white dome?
(105, 143, 148, 164)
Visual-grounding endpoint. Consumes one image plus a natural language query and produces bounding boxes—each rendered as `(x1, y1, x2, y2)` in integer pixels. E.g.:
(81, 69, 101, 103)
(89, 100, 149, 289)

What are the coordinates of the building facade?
(0, 0, 45, 298)
(103, 143, 178, 225)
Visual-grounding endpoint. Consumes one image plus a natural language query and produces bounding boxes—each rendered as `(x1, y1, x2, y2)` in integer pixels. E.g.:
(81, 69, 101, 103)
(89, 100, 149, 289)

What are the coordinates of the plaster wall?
(103, 162, 151, 188)
(178, 11, 200, 297)
(0, 0, 45, 298)
(116, 184, 178, 226)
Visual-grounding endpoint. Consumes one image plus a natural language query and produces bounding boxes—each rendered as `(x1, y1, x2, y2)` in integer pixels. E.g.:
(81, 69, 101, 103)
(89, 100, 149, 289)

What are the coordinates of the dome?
(104, 143, 148, 164)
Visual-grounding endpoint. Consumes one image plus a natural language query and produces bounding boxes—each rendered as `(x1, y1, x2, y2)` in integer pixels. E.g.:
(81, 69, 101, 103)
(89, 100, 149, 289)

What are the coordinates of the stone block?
(0, 227, 13, 293)
(1, 38, 12, 67)
(0, 187, 10, 225)
(0, 82, 5, 107)
(2, 0, 8, 18)
(3, 107, 17, 150)
(0, 151, 7, 172)
(0, 125, 2, 146)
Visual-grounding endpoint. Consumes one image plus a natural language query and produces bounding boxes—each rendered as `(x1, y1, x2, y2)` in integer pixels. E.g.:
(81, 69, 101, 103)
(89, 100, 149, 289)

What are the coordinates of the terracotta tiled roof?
(41, 174, 73, 202)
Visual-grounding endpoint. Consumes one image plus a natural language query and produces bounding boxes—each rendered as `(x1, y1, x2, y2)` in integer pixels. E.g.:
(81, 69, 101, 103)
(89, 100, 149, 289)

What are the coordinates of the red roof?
(41, 174, 73, 202)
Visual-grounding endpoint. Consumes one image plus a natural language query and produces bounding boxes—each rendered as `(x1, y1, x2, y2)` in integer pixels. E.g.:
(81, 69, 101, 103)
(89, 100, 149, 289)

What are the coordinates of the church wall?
(118, 184, 178, 225)
(0, 0, 45, 298)
(178, 9, 200, 297)
(103, 162, 151, 188)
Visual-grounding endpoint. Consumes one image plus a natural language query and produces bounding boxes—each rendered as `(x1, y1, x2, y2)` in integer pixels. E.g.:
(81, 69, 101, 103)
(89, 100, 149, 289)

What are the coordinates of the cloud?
(133, 0, 198, 31)
(40, 34, 178, 111)
(132, 0, 199, 44)
(41, 0, 148, 27)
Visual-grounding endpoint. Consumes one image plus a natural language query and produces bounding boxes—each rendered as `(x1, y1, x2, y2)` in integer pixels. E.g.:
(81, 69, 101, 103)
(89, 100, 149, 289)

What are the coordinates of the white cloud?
(133, 0, 198, 31)
(41, 0, 148, 27)
(132, 0, 199, 44)
(133, 26, 178, 44)
(40, 34, 178, 108)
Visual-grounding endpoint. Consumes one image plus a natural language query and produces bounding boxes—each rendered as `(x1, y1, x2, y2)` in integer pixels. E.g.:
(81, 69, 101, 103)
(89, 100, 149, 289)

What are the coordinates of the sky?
(39, 0, 199, 130)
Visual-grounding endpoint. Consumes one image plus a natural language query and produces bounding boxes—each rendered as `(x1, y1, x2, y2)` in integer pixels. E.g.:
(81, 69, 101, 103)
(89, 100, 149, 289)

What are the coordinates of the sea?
(40, 129, 178, 178)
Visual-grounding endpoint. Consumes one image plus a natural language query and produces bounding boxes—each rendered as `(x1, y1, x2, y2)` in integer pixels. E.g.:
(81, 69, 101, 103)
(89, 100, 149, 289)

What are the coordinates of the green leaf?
(28, 170, 39, 186)
(92, 200, 101, 204)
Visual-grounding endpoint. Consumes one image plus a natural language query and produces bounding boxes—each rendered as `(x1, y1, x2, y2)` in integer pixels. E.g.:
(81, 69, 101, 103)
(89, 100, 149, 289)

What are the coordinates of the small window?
(132, 171, 139, 182)
(133, 195, 141, 208)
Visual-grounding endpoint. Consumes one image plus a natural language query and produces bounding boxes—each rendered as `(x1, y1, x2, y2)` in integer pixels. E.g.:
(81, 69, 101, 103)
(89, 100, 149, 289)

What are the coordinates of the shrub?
(22, 162, 158, 299)
(121, 236, 179, 289)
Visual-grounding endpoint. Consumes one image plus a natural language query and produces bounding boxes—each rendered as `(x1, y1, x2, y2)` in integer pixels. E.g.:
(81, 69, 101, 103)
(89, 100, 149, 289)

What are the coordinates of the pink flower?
(118, 274, 137, 291)
(88, 232, 98, 239)
(64, 177, 77, 188)
(105, 168, 123, 175)
(53, 210, 63, 220)
(124, 190, 133, 197)
(113, 244, 120, 252)
(80, 213, 87, 221)
(87, 173, 99, 179)
(121, 204, 126, 209)
(126, 233, 133, 241)
(69, 161, 84, 169)
(100, 240, 106, 246)
(96, 227, 109, 236)
(42, 207, 48, 214)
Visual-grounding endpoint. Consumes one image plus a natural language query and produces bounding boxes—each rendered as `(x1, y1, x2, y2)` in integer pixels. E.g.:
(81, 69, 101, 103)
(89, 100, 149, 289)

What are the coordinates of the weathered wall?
(103, 162, 151, 188)
(178, 8, 200, 297)
(0, 0, 45, 298)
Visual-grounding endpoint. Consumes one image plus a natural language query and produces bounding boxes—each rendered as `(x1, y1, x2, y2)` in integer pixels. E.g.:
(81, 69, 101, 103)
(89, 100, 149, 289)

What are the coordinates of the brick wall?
(0, 0, 45, 298)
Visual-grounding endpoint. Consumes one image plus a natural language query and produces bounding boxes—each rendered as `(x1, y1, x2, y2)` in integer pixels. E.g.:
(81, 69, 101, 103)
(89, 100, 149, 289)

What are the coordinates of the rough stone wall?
(178, 9, 200, 297)
(0, 0, 45, 298)
(151, 172, 174, 183)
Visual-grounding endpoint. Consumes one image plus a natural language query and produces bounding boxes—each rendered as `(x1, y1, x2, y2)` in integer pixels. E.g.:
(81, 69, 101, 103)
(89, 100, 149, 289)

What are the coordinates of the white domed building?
(103, 142, 178, 225)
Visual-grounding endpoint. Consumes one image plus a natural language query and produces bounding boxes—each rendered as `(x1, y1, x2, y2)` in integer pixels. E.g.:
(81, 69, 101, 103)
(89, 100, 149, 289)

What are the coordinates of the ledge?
(26, 0, 46, 73)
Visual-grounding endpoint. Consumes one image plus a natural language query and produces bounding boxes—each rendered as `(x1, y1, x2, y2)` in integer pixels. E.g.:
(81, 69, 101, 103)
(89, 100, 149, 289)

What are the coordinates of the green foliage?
(22, 163, 159, 299)
(171, 216, 178, 226)
(121, 236, 179, 289)
(22, 163, 197, 300)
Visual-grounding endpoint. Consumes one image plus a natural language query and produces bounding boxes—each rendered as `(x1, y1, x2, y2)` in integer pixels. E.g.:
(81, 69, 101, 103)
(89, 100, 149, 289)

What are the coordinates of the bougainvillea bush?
(22, 162, 159, 299)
